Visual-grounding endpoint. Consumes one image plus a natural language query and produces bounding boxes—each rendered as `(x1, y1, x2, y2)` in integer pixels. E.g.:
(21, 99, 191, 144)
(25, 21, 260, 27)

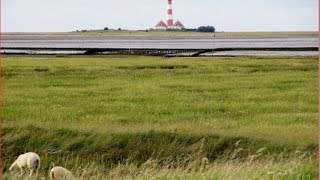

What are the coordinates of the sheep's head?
(9, 162, 18, 174)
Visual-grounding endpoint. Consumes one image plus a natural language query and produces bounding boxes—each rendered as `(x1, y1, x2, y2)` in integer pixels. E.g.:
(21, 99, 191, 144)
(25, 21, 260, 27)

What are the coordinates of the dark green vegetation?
(2, 55, 318, 179)
(196, 26, 216, 32)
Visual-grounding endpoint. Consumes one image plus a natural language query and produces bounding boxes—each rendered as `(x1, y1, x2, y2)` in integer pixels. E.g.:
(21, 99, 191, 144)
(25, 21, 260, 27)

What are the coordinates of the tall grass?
(2, 55, 318, 179)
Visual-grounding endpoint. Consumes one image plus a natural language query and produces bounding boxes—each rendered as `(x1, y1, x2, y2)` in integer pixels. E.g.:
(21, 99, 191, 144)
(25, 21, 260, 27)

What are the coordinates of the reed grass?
(2, 55, 318, 179)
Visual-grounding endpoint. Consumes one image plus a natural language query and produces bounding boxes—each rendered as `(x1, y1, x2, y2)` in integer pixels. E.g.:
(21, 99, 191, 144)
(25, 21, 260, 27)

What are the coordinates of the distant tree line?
(104, 27, 121, 31)
(196, 26, 215, 32)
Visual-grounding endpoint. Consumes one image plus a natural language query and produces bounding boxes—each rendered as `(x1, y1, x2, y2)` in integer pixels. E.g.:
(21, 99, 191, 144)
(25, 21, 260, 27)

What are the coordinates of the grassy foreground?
(2, 55, 318, 179)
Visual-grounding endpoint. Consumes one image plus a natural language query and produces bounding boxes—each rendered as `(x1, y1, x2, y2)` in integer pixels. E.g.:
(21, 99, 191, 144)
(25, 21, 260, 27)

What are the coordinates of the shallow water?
(2, 37, 317, 49)
(2, 49, 317, 57)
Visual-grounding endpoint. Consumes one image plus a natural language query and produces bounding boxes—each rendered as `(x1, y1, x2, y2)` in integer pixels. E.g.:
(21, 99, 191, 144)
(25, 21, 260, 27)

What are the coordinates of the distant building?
(155, 21, 168, 30)
(173, 20, 185, 30)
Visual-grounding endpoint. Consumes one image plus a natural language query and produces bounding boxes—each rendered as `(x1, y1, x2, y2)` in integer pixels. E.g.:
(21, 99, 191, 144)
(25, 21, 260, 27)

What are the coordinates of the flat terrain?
(2, 55, 318, 179)
(3, 31, 318, 38)
(3, 38, 317, 49)
(3, 32, 317, 55)
(3, 31, 317, 57)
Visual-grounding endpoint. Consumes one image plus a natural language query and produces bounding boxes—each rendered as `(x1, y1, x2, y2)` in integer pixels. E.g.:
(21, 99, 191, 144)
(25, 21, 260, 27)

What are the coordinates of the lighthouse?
(166, 0, 173, 28)
(154, 0, 185, 30)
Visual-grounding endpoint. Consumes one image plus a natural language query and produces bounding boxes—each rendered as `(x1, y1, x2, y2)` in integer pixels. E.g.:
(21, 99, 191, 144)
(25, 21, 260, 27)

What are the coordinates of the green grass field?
(2, 55, 318, 179)
(4, 31, 318, 38)
(69, 30, 318, 37)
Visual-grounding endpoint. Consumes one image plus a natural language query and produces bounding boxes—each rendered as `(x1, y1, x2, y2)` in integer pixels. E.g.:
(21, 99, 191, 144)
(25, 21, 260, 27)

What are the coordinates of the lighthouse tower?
(154, 0, 185, 30)
(166, 0, 173, 28)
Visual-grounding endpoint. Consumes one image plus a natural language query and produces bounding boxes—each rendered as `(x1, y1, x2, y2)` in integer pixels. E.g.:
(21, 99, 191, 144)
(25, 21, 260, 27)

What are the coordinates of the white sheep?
(50, 166, 74, 180)
(9, 152, 40, 178)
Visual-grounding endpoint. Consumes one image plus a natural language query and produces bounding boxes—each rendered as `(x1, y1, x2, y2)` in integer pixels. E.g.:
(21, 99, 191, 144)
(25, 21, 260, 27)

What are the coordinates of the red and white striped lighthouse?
(166, 0, 173, 28)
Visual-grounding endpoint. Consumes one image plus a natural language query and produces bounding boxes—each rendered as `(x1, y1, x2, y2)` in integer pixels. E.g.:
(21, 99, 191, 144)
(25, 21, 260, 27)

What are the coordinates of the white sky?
(3, 0, 318, 32)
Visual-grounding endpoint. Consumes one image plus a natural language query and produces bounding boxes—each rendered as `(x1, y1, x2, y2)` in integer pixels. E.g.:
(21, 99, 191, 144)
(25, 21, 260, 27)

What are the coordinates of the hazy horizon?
(3, 0, 318, 32)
